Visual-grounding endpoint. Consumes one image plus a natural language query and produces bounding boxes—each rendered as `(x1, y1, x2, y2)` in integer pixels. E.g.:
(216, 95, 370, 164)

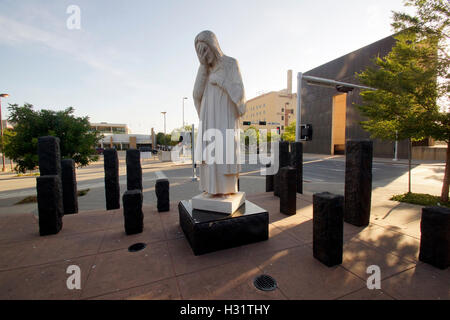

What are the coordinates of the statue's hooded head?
(195, 30, 224, 66)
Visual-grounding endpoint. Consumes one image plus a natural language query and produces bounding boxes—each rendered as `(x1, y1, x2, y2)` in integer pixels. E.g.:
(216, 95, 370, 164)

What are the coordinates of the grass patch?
(390, 192, 450, 208)
(15, 173, 40, 177)
(15, 188, 91, 205)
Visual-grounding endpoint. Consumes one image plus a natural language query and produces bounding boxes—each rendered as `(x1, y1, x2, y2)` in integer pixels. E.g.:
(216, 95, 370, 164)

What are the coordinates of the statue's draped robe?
(193, 55, 246, 195)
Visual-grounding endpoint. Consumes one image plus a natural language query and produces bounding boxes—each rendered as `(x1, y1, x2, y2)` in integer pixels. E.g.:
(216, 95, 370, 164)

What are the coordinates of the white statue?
(193, 30, 246, 197)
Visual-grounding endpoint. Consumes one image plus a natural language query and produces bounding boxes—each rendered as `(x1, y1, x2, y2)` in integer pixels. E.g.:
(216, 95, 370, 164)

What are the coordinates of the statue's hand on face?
(196, 42, 215, 67)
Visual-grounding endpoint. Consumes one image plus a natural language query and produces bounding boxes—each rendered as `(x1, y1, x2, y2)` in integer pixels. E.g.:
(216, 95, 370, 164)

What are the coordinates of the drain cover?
(253, 274, 277, 291)
(128, 243, 146, 252)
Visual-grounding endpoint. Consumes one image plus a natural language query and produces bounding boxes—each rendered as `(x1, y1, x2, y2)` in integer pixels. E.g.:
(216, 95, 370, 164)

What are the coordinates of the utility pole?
(0, 93, 9, 172)
(182, 97, 188, 128)
(161, 112, 167, 150)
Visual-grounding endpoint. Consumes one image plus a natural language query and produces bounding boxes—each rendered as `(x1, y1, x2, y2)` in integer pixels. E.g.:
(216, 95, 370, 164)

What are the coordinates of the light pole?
(182, 97, 188, 128)
(161, 111, 167, 150)
(0, 93, 9, 172)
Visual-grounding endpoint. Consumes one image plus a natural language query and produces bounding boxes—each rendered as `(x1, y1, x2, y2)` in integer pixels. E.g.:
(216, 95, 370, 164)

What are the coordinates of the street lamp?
(0, 93, 9, 172)
(161, 111, 167, 150)
(182, 97, 188, 128)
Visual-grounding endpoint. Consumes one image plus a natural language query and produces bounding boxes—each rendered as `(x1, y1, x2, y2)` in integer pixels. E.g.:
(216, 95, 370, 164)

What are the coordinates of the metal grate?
(128, 243, 146, 252)
(253, 274, 277, 291)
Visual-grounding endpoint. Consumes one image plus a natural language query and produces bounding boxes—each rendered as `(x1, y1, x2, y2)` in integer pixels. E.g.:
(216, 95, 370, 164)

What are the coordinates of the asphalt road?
(0, 154, 445, 214)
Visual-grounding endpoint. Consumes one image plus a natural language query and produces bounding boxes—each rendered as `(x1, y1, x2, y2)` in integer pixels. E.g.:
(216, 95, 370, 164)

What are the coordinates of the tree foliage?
(4, 104, 101, 173)
(282, 121, 296, 142)
(356, 0, 449, 200)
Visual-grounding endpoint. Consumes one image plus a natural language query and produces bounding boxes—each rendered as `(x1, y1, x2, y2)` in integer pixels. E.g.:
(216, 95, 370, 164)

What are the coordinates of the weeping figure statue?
(193, 30, 246, 198)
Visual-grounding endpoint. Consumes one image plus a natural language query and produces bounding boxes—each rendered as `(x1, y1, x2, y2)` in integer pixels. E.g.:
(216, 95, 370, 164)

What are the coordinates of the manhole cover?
(253, 274, 277, 291)
(128, 243, 146, 252)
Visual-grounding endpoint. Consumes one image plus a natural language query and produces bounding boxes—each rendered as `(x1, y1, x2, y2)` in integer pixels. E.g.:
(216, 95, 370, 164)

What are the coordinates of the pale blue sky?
(0, 0, 409, 134)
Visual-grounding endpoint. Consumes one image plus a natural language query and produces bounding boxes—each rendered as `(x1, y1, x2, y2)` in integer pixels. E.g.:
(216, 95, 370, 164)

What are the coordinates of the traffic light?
(300, 124, 313, 141)
(243, 121, 251, 126)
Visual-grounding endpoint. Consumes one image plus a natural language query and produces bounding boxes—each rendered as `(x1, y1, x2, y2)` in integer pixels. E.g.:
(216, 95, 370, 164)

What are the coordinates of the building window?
(281, 126, 284, 130)
(281, 108, 284, 112)
(281, 116, 284, 120)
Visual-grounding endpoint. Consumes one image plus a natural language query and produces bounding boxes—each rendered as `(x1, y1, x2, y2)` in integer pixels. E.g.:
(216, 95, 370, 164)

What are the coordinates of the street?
(0, 153, 444, 215)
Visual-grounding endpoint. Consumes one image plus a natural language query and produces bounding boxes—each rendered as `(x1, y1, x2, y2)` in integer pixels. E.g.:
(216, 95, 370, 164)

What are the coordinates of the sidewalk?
(0, 192, 447, 300)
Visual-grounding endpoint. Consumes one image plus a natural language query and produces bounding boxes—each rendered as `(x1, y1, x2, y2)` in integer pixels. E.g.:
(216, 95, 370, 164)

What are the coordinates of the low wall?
(412, 146, 447, 161)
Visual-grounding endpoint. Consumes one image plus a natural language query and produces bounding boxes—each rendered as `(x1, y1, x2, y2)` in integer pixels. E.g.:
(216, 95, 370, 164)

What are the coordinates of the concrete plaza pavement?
(0, 190, 448, 300)
(0, 153, 448, 300)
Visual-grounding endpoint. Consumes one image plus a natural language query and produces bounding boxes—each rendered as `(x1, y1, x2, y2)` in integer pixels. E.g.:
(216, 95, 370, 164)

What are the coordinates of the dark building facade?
(301, 35, 409, 159)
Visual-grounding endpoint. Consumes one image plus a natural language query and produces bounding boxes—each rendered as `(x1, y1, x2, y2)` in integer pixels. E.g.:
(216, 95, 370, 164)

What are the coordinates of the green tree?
(356, 0, 449, 200)
(4, 103, 101, 173)
(282, 121, 296, 142)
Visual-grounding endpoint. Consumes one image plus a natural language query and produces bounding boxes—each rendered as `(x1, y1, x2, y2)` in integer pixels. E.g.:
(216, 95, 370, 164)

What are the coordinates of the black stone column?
(274, 141, 290, 197)
(36, 175, 63, 236)
(344, 140, 373, 227)
(279, 167, 297, 215)
(123, 190, 144, 235)
(155, 178, 170, 212)
(313, 192, 344, 267)
(265, 163, 274, 192)
(126, 149, 142, 191)
(419, 206, 450, 269)
(61, 159, 78, 214)
(38, 136, 61, 176)
(104, 148, 120, 210)
(290, 142, 303, 194)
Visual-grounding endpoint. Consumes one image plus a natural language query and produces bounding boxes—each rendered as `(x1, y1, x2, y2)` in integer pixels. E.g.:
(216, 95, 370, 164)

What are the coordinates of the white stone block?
(192, 192, 246, 214)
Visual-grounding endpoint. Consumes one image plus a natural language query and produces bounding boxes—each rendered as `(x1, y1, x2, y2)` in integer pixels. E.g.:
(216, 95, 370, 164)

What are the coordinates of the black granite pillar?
(104, 148, 120, 210)
(155, 178, 170, 212)
(419, 206, 450, 269)
(265, 163, 274, 192)
(38, 136, 61, 176)
(280, 167, 297, 215)
(290, 142, 303, 194)
(274, 141, 290, 197)
(123, 189, 143, 235)
(126, 149, 142, 191)
(313, 192, 344, 267)
(344, 140, 373, 227)
(61, 159, 78, 214)
(36, 175, 63, 236)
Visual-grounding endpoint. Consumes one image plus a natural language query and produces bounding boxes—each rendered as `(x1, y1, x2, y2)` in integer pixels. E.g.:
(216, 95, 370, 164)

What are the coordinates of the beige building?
(242, 70, 297, 135)
(90, 122, 130, 134)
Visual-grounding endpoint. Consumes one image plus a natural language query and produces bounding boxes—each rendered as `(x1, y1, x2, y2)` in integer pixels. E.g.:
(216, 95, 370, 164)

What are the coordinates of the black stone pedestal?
(313, 192, 344, 267)
(123, 190, 143, 235)
(280, 167, 297, 215)
(61, 159, 78, 214)
(155, 179, 170, 212)
(274, 141, 290, 197)
(290, 142, 303, 194)
(37, 175, 63, 236)
(178, 200, 268, 255)
(344, 140, 373, 227)
(38, 136, 61, 176)
(419, 206, 450, 269)
(104, 149, 120, 210)
(126, 149, 142, 191)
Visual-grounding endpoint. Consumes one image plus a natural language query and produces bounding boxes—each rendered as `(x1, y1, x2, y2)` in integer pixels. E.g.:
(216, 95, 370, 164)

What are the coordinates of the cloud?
(0, 13, 153, 91)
